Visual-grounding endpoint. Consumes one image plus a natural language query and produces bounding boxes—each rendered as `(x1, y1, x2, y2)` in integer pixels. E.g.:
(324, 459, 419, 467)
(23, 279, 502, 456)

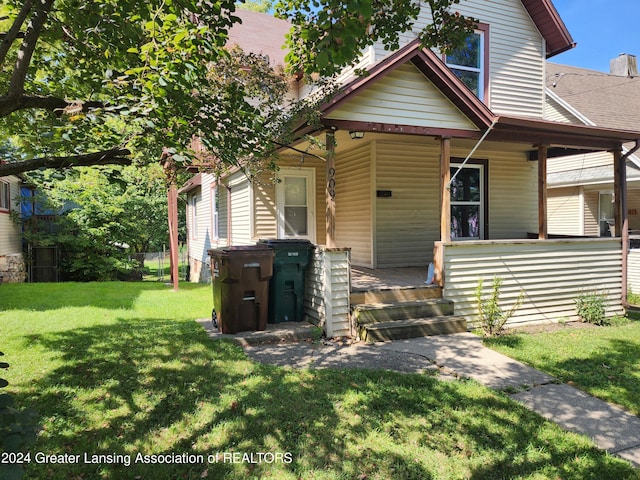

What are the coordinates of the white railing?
(305, 246, 351, 337)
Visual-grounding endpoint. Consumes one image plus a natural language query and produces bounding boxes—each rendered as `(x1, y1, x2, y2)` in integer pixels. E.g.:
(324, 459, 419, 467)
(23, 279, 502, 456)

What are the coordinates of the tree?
(21, 163, 173, 281)
(0, 0, 475, 178)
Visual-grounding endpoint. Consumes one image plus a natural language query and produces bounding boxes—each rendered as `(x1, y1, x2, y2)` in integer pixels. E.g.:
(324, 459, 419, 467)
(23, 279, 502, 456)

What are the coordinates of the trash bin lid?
(208, 245, 274, 257)
(257, 239, 313, 248)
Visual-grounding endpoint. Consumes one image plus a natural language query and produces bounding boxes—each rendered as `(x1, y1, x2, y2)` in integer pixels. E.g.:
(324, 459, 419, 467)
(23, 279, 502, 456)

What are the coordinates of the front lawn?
(485, 321, 640, 416)
(2, 283, 638, 479)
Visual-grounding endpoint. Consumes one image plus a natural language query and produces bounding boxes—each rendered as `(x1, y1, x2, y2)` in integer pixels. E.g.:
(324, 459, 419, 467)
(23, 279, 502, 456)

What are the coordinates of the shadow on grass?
(16, 319, 638, 480)
(0, 282, 171, 311)
(487, 329, 640, 417)
(550, 338, 640, 417)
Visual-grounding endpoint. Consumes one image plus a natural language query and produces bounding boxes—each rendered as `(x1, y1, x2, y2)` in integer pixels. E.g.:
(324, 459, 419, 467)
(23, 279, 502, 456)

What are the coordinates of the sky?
(550, 0, 640, 72)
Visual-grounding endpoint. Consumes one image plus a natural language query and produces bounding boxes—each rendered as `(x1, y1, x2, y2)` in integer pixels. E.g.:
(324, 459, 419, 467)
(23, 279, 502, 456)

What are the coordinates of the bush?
(0, 352, 39, 480)
(575, 291, 607, 325)
(475, 276, 524, 337)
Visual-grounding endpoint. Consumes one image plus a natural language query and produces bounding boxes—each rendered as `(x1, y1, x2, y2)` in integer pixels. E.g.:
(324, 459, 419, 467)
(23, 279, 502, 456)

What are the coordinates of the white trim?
(276, 168, 316, 241)
(545, 88, 595, 126)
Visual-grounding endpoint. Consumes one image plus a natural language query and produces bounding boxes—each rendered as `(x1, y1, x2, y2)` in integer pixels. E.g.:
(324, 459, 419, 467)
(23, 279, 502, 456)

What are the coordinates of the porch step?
(350, 285, 442, 305)
(352, 298, 454, 325)
(359, 316, 468, 342)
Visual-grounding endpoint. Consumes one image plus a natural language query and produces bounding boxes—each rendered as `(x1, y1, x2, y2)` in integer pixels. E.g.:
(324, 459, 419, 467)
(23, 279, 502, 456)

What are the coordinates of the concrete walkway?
(203, 323, 640, 468)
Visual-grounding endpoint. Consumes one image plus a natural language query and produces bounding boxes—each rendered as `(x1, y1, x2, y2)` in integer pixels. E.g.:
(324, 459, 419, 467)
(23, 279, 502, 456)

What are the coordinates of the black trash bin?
(258, 239, 313, 323)
(208, 245, 275, 334)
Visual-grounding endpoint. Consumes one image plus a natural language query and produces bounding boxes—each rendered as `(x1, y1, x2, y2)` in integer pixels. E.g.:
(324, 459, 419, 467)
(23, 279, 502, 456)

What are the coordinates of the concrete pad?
(376, 333, 554, 390)
(196, 318, 319, 346)
(616, 446, 640, 468)
(245, 342, 439, 375)
(511, 383, 640, 454)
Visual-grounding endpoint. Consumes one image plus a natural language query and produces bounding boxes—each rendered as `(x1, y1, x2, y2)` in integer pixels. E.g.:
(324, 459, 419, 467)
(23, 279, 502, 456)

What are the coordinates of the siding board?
(442, 239, 624, 326)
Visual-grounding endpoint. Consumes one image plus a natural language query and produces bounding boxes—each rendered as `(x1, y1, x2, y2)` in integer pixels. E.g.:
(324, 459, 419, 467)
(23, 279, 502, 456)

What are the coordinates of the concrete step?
(350, 286, 442, 305)
(359, 316, 468, 342)
(352, 298, 454, 325)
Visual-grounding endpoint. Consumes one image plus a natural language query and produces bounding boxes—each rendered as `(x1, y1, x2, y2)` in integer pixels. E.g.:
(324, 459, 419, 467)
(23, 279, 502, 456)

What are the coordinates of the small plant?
(475, 276, 524, 337)
(0, 351, 40, 480)
(574, 291, 607, 325)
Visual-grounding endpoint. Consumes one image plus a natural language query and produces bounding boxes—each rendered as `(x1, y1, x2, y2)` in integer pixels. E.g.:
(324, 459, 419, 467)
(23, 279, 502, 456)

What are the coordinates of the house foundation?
(0, 253, 26, 283)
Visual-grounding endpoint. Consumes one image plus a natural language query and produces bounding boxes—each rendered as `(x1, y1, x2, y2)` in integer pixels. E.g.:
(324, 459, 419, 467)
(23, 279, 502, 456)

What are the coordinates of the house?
(0, 175, 26, 282)
(544, 55, 640, 293)
(184, 2, 640, 336)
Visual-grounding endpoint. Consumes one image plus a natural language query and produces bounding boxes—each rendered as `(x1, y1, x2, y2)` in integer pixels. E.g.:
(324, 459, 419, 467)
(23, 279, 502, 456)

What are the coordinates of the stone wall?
(0, 253, 27, 283)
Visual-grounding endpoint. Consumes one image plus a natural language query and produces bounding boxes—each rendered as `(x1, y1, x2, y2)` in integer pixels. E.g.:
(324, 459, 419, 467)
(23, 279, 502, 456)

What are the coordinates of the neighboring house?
(184, 2, 640, 334)
(545, 56, 640, 238)
(543, 55, 640, 295)
(0, 175, 26, 282)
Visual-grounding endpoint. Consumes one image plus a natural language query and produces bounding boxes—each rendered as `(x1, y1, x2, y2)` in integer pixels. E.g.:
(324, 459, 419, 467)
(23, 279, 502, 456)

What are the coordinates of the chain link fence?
(143, 248, 188, 282)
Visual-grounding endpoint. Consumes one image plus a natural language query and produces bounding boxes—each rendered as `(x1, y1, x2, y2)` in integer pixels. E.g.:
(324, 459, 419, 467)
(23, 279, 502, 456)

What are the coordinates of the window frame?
(210, 183, 219, 241)
(444, 23, 490, 103)
(276, 168, 316, 241)
(189, 194, 198, 240)
(0, 180, 10, 213)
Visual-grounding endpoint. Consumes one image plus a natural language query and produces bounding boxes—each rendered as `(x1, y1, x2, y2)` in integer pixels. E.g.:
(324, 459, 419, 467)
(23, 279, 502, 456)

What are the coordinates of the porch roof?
(312, 40, 640, 153)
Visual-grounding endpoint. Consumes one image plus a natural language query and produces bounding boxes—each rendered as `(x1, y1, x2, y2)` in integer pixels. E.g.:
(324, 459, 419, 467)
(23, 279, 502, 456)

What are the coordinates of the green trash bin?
(208, 245, 275, 334)
(258, 239, 313, 323)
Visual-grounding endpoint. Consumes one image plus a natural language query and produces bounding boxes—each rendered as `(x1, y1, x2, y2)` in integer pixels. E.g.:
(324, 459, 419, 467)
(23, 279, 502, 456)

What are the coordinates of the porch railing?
(434, 238, 624, 327)
(304, 246, 351, 337)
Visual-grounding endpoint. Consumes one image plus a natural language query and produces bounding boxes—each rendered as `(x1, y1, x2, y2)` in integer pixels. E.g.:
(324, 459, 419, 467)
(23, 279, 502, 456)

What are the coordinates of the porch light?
(349, 130, 365, 140)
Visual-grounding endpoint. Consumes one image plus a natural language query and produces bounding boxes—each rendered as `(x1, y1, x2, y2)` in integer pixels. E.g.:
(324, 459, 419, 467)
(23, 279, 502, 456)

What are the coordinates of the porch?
(307, 235, 627, 339)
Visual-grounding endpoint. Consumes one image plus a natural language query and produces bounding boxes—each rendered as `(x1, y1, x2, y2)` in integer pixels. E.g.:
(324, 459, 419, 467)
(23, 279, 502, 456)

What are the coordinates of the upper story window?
(0, 180, 10, 212)
(445, 26, 488, 102)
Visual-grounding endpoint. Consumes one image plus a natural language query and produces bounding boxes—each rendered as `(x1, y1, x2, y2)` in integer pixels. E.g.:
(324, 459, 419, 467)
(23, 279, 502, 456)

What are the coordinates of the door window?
(450, 164, 484, 240)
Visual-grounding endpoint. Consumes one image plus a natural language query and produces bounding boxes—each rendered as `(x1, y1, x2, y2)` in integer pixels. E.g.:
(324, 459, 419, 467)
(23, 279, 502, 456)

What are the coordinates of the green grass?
(1, 283, 639, 479)
(485, 322, 640, 416)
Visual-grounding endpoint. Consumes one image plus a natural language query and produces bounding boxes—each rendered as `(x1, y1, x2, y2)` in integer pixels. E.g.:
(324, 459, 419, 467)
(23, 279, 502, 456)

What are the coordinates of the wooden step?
(359, 316, 467, 342)
(350, 286, 442, 305)
(352, 298, 454, 325)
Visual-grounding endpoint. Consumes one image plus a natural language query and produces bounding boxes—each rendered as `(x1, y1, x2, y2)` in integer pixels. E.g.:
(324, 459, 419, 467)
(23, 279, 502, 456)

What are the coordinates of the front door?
(450, 163, 485, 240)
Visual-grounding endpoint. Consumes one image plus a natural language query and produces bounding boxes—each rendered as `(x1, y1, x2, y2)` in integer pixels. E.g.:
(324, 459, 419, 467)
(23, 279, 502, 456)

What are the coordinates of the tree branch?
(0, 148, 132, 176)
(0, 0, 34, 69)
(0, 94, 107, 117)
(7, 0, 55, 102)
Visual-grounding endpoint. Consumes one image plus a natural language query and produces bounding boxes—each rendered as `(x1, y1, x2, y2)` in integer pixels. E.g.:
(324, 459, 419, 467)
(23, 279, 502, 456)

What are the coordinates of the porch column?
(440, 137, 451, 242)
(537, 145, 548, 240)
(326, 129, 337, 248)
(613, 145, 628, 305)
(613, 146, 626, 238)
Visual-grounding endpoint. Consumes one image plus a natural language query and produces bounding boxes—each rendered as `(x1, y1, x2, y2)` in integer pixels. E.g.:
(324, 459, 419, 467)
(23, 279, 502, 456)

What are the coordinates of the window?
(276, 169, 315, 240)
(599, 192, 615, 237)
(445, 28, 487, 101)
(450, 163, 485, 240)
(211, 185, 219, 240)
(0, 180, 9, 211)
(190, 195, 198, 239)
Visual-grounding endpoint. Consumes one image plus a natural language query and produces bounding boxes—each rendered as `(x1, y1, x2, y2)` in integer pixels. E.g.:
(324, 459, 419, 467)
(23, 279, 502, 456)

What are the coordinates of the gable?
(325, 63, 478, 132)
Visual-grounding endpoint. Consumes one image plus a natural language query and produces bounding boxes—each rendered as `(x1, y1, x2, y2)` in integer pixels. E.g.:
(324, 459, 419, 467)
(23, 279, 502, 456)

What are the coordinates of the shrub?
(0, 351, 40, 480)
(575, 291, 607, 325)
(475, 276, 524, 337)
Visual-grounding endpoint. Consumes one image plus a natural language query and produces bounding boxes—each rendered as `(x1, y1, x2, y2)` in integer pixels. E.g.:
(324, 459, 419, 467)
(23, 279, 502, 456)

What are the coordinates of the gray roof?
(546, 62, 640, 132)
